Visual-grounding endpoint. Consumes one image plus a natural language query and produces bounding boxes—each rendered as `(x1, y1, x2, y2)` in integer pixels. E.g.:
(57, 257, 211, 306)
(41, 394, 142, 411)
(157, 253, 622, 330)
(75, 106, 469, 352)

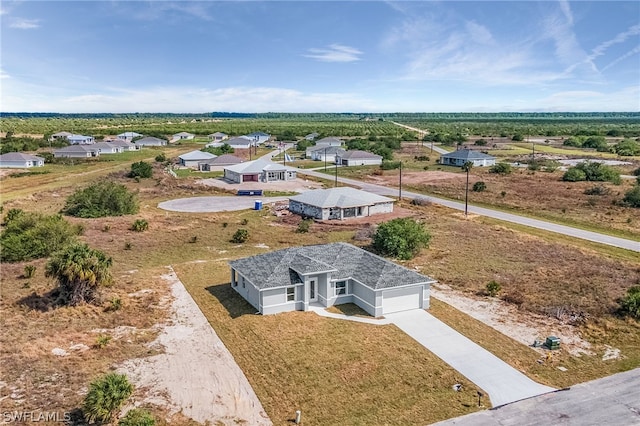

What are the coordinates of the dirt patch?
(197, 177, 324, 193)
(118, 268, 271, 425)
(367, 171, 463, 186)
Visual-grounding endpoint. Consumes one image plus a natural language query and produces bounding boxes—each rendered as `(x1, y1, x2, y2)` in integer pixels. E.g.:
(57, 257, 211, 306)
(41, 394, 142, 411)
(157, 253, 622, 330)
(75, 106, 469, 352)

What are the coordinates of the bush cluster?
(372, 218, 431, 260)
(489, 163, 512, 175)
(62, 181, 139, 218)
(562, 162, 621, 184)
(128, 161, 153, 179)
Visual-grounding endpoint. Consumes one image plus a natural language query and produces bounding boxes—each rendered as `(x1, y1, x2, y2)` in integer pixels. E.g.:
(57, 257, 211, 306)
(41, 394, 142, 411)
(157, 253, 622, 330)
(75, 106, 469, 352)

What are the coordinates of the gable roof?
(339, 150, 382, 160)
(135, 136, 166, 145)
(0, 152, 45, 162)
(54, 145, 98, 153)
(51, 131, 73, 137)
(224, 158, 295, 174)
(440, 149, 496, 160)
(229, 242, 435, 290)
(198, 154, 244, 166)
(117, 131, 142, 138)
(289, 187, 393, 209)
(226, 137, 253, 146)
(209, 132, 227, 137)
(307, 145, 345, 155)
(67, 134, 93, 141)
(92, 142, 120, 150)
(106, 139, 136, 147)
(246, 132, 270, 137)
(315, 137, 343, 145)
(174, 131, 195, 137)
(178, 150, 216, 161)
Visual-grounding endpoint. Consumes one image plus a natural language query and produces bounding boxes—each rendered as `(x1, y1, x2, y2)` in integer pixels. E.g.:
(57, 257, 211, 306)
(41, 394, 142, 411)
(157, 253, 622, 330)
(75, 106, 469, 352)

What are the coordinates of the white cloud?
(558, 0, 573, 26)
(602, 46, 640, 72)
(0, 69, 10, 79)
(304, 44, 363, 63)
(10, 18, 40, 29)
(537, 86, 640, 112)
(465, 21, 494, 46)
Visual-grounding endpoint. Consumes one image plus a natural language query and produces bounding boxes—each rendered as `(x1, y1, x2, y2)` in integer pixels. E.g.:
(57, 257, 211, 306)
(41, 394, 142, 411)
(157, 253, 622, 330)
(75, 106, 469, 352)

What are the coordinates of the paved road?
(433, 367, 640, 425)
(158, 196, 288, 212)
(386, 310, 556, 407)
(296, 169, 640, 252)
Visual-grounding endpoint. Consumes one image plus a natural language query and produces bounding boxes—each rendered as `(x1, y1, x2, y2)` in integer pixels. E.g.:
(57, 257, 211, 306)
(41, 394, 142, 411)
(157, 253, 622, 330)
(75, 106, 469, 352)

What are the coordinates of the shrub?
(614, 139, 640, 156)
(562, 168, 587, 182)
(102, 224, 111, 232)
(415, 155, 430, 161)
(94, 334, 112, 349)
(474, 139, 487, 146)
(23, 265, 36, 278)
(231, 229, 249, 243)
(130, 219, 149, 232)
(511, 134, 524, 141)
(154, 153, 166, 162)
(108, 297, 122, 312)
(622, 186, 640, 208)
(119, 409, 155, 426)
(372, 218, 431, 260)
(486, 281, 501, 297)
(297, 219, 312, 233)
(380, 161, 401, 170)
(128, 161, 153, 179)
(45, 243, 113, 306)
(83, 373, 133, 423)
(632, 167, 640, 177)
(472, 181, 486, 192)
(489, 163, 512, 175)
(62, 181, 139, 218)
(562, 162, 621, 184)
(0, 211, 80, 262)
(619, 286, 640, 319)
(240, 218, 249, 225)
(583, 185, 610, 196)
(124, 242, 132, 250)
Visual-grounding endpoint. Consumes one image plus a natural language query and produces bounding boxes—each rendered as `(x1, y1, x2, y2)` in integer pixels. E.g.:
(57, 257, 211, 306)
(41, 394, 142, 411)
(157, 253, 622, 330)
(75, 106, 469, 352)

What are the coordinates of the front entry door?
(309, 280, 317, 302)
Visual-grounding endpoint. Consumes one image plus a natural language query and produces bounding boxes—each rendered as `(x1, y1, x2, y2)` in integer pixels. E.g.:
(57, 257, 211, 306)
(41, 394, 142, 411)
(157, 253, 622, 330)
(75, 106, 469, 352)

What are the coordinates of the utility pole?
(334, 160, 338, 187)
(463, 161, 473, 218)
(399, 161, 402, 200)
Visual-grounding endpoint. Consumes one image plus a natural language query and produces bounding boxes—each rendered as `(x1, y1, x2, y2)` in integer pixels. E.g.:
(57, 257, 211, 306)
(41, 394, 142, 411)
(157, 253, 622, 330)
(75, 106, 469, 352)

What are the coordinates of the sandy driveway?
(158, 195, 289, 212)
(118, 269, 271, 425)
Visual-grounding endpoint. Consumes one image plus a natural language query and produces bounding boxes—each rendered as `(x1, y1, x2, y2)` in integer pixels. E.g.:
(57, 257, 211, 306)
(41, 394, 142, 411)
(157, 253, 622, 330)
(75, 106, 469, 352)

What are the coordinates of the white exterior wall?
(368, 202, 394, 215)
(224, 169, 242, 183)
(350, 280, 377, 317)
(288, 200, 324, 219)
(54, 151, 95, 158)
(0, 159, 44, 168)
(343, 158, 382, 166)
(260, 286, 304, 315)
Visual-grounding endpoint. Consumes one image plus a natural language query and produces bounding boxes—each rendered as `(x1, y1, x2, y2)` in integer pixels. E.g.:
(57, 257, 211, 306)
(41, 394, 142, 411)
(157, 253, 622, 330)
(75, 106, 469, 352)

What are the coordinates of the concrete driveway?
(158, 196, 288, 213)
(386, 309, 556, 407)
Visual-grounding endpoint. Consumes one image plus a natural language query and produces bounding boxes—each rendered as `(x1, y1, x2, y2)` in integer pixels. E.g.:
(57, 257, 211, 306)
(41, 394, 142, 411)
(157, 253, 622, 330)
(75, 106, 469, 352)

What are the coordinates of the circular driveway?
(157, 196, 289, 213)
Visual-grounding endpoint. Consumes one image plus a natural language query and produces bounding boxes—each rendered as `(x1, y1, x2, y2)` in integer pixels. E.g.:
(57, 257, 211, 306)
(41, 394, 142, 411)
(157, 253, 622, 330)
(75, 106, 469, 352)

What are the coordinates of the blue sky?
(1, 1, 639, 113)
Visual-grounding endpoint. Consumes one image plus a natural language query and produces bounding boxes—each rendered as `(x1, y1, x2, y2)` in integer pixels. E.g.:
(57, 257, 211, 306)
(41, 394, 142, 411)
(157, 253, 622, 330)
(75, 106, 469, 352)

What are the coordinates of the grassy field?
(1, 151, 639, 424)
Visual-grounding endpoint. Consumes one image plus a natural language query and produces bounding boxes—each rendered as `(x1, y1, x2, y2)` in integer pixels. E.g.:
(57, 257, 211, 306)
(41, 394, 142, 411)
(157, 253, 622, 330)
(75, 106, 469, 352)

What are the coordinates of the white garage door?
(382, 286, 421, 314)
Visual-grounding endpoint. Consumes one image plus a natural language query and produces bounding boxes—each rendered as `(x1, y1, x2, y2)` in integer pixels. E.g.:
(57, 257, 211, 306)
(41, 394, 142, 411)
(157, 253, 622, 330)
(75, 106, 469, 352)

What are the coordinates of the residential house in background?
(173, 132, 195, 141)
(67, 134, 95, 145)
(288, 187, 394, 221)
(117, 132, 143, 141)
(49, 131, 73, 142)
(0, 152, 45, 168)
(53, 145, 99, 158)
(306, 145, 345, 162)
(106, 139, 139, 151)
(92, 142, 124, 154)
(135, 136, 167, 147)
(225, 137, 253, 149)
(208, 132, 228, 142)
(314, 137, 343, 147)
(223, 158, 297, 183)
(439, 149, 497, 167)
(336, 150, 383, 166)
(229, 242, 435, 316)
(198, 154, 244, 171)
(245, 132, 271, 145)
(304, 132, 319, 141)
(178, 150, 216, 168)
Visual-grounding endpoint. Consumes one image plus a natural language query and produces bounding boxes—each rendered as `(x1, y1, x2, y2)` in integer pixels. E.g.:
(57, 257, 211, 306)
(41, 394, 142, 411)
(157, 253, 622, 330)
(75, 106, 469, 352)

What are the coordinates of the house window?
(242, 277, 245, 288)
(335, 281, 346, 296)
(286, 287, 295, 302)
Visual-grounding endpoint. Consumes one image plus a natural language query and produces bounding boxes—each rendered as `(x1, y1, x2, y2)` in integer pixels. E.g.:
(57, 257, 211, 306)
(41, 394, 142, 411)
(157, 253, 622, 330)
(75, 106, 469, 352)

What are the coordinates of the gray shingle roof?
(307, 145, 345, 154)
(315, 137, 343, 145)
(54, 145, 97, 153)
(0, 152, 45, 162)
(135, 136, 166, 145)
(440, 149, 495, 160)
(229, 242, 435, 290)
(179, 150, 216, 161)
(198, 154, 244, 166)
(224, 158, 295, 174)
(289, 187, 393, 208)
(339, 150, 382, 160)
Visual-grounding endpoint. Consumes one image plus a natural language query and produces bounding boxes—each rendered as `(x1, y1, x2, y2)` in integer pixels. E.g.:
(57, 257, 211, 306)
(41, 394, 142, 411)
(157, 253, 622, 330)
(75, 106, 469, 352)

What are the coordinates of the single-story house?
(53, 145, 99, 158)
(92, 142, 124, 154)
(439, 149, 497, 167)
(116, 132, 142, 141)
(314, 137, 343, 147)
(229, 242, 435, 316)
(208, 132, 228, 142)
(244, 132, 271, 144)
(223, 158, 296, 183)
(306, 145, 346, 162)
(0, 152, 45, 168)
(178, 150, 217, 168)
(289, 187, 394, 220)
(67, 134, 95, 145)
(198, 154, 244, 171)
(173, 132, 195, 141)
(336, 150, 383, 166)
(135, 136, 167, 147)
(225, 137, 253, 149)
(304, 132, 319, 141)
(49, 131, 73, 142)
(105, 139, 139, 151)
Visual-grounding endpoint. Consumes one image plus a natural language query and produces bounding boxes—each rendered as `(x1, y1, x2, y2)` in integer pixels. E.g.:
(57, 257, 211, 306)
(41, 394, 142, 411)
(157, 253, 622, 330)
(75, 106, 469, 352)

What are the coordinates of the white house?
(173, 132, 195, 141)
(304, 132, 319, 141)
(135, 136, 167, 147)
(225, 137, 253, 149)
(49, 131, 73, 142)
(208, 132, 228, 142)
(229, 242, 435, 316)
(289, 187, 394, 220)
(223, 158, 297, 183)
(439, 149, 497, 167)
(244, 132, 271, 145)
(314, 137, 343, 147)
(198, 154, 244, 171)
(336, 150, 383, 166)
(306, 145, 345, 162)
(67, 134, 95, 145)
(178, 150, 217, 168)
(106, 139, 139, 151)
(53, 145, 99, 158)
(92, 142, 124, 154)
(0, 152, 45, 168)
(116, 132, 143, 141)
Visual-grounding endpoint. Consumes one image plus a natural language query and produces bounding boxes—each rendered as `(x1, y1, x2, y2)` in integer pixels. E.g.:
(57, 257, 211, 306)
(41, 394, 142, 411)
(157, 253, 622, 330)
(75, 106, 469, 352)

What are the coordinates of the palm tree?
(462, 161, 474, 217)
(45, 243, 113, 306)
(83, 373, 133, 423)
